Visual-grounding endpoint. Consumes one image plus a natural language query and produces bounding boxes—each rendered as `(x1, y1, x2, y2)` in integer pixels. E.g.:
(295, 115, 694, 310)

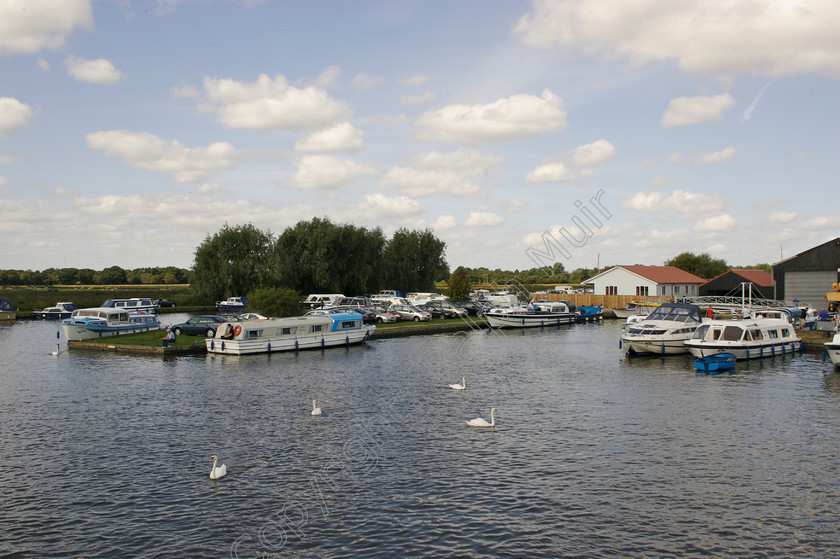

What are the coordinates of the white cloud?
(464, 206, 504, 228)
(294, 122, 364, 153)
(572, 139, 616, 166)
(351, 73, 387, 90)
(0, 0, 93, 57)
(202, 73, 352, 131)
(352, 192, 424, 219)
(400, 90, 438, 106)
(694, 214, 736, 233)
(398, 75, 429, 86)
(0, 97, 34, 137)
(171, 83, 200, 99)
(380, 167, 482, 197)
(0, 176, 8, 186)
(405, 149, 502, 175)
(433, 215, 458, 231)
(622, 189, 725, 214)
(514, 0, 840, 78)
(312, 65, 341, 88)
(415, 89, 567, 144)
(65, 55, 125, 85)
(85, 130, 239, 183)
(287, 154, 376, 190)
(37, 57, 49, 71)
(768, 211, 798, 223)
(661, 94, 735, 128)
(694, 146, 735, 164)
(525, 162, 594, 182)
(647, 175, 678, 187)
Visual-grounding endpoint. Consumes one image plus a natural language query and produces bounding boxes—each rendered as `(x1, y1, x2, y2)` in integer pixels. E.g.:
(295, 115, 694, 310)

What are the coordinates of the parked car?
(364, 307, 397, 323)
(370, 305, 402, 321)
(435, 300, 468, 318)
(418, 302, 457, 319)
(453, 300, 483, 316)
(154, 298, 176, 308)
(172, 315, 228, 337)
(390, 304, 432, 322)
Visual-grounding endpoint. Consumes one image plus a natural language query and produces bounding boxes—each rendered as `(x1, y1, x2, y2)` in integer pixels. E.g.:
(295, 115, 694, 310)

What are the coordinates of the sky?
(1, 0, 838, 274)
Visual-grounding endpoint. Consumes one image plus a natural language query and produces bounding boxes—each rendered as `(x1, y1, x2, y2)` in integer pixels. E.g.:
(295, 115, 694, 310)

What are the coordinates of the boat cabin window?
(782, 327, 793, 337)
(339, 320, 359, 329)
(311, 324, 324, 333)
(692, 324, 709, 340)
(711, 328, 722, 340)
(721, 326, 744, 341)
(767, 330, 779, 339)
(750, 329, 763, 340)
(246, 330, 262, 339)
(281, 327, 296, 335)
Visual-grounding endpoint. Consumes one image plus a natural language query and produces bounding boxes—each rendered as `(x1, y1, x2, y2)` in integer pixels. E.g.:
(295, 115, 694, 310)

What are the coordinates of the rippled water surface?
(2, 317, 840, 558)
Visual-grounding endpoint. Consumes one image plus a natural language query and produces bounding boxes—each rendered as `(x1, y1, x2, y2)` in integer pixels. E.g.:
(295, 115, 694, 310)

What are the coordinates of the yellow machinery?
(827, 281, 840, 312)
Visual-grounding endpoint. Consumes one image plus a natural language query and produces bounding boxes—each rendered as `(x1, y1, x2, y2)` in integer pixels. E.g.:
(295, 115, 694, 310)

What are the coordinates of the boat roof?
(0, 298, 14, 312)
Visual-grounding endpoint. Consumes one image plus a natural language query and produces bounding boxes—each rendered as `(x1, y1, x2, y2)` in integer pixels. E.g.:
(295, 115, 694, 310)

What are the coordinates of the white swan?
(467, 408, 497, 428)
(311, 399, 322, 416)
(209, 455, 226, 479)
(449, 377, 466, 390)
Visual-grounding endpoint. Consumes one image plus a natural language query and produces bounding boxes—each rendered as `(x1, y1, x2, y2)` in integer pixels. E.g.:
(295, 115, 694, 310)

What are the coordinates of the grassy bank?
(0, 285, 202, 313)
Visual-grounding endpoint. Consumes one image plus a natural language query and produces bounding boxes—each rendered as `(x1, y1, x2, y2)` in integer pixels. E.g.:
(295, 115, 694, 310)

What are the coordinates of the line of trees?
(191, 218, 450, 302)
(0, 266, 190, 286)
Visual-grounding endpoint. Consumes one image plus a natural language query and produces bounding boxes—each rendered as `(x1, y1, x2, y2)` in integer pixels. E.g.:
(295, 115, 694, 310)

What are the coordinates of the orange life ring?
(233, 324, 242, 336)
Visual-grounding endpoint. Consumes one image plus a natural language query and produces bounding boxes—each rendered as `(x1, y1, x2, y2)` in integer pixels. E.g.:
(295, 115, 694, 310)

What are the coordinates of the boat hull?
(621, 337, 691, 355)
(60, 320, 161, 341)
(206, 327, 374, 355)
(684, 340, 803, 360)
(485, 312, 575, 328)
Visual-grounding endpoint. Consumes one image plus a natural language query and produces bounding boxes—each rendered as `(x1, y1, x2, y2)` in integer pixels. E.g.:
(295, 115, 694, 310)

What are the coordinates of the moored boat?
(694, 352, 736, 372)
(612, 300, 661, 319)
(206, 312, 375, 355)
(60, 307, 161, 341)
(34, 301, 77, 319)
(824, 332, 840, 366)
(684, 316, 802, 360)
(217, 296, 248, 312)
(0, 298, 16, 321)
(619, 302, 703, 355)
(485, 301, 575, 328)
(101, 297, 158, 313)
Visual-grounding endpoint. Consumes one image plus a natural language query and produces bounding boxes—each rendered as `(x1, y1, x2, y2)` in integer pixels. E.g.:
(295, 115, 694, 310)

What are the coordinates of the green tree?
(98, 266, 127, 285)
(191, 223, 275, 301)
(382, 228, 448, 293)
(247, 286, 302, 317)
(274, 217, 385, 295)
(446, 267, 471, 301)
(665, 252, 728, 279)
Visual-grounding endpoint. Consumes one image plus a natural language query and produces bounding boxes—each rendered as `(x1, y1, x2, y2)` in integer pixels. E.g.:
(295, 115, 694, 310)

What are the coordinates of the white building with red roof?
(584, 265, 706, 297)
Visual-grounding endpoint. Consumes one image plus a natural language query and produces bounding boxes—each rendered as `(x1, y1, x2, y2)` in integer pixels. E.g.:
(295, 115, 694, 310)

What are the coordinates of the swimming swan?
(467, 408, 497, 428)
(449, 377, 466, 390)
(209, 455, 227, 479)
(311, 399, 322, 416)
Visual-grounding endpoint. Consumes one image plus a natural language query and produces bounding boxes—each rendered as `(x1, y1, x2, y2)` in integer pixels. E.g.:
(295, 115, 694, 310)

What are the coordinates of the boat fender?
(823, 351, 827, 362)
(771, 345, 775, 356)
(618, 339, 622, 349)
(233, 324, 242, 336)
(294, 340, 299, 350)
(661, 344, 665, 355)
(759, 346, 763, 358)
(321, 337, 325, 347)
(345, 336, 349, 345)
(221, 341, 225, 351)
(267, 342, 271, 352)
(745, 348, 750, 360)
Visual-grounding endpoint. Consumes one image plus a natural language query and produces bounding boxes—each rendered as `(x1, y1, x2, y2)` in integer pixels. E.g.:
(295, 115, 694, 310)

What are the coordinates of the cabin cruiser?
(34, 301, 77, 319)
(485, 301, 575, 328)
(100, 297, 158, 313)
(60, 307, 161, 341)
(619, 303, 703, 355)
(684, 315, 802, 360)
(206, 312, 375, 355)
(217, 296, 248, 312)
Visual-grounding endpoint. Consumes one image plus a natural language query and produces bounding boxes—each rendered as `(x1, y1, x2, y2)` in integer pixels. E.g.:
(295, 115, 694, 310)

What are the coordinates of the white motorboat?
(34, 301, 77, 319)
(825, 331, 840, 366)
(60, 307, 161, 341)
(619, 303, 703, 355)
(100, 297, 158, 313)
(485, 301, 575, 328)
(206, 312, 375, 355)
(684, 316, 802, 360)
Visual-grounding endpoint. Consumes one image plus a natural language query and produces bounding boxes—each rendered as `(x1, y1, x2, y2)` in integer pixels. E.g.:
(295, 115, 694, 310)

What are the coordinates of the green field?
(0, 285, 202, 313)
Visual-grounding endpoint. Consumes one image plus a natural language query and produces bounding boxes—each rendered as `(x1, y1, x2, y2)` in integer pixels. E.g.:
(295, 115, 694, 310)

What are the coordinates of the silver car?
(389, 304, 432, 322)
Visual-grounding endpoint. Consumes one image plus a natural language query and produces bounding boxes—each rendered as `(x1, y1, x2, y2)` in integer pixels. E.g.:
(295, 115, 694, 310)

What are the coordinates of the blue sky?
(1, 0, 838, 273)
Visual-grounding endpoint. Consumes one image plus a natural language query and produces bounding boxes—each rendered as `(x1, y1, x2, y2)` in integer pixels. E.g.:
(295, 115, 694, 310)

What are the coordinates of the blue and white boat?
(619, 302, 703, 356)
(206, 312, 375, 355)
(684, 316, 802, 361)
(101, 297, 158, 313)
(217, 296, 248, 312)
(60, 307, 161, 341)
(0, 298, 16, 321)
(34, 301, 77, 319)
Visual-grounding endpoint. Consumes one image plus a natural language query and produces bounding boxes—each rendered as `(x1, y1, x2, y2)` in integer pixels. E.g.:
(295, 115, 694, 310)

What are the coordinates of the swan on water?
(467, 408, 497, 428)
(449, 377, 466, 390)
(209, 455, 227, 479)
(311, 399, 322, 416)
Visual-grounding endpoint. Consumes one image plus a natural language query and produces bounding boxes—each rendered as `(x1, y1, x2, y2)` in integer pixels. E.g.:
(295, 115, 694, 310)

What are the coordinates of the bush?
(248, 287, 302, 317)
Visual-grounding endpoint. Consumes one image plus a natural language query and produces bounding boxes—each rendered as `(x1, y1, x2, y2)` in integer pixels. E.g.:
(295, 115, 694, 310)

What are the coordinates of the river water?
(1, 315, 839, 558)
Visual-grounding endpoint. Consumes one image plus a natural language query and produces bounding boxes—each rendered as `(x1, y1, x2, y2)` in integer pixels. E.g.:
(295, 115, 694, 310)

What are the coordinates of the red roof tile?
(620, 265, 705, 284)
(702, 269, 774, 287)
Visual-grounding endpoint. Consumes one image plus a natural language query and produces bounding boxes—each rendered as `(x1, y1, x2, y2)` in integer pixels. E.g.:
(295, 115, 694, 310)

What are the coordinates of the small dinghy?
(694, 352, 736, 372)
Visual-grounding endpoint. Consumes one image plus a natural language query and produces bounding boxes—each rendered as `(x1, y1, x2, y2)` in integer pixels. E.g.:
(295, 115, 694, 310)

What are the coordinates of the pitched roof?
(586, 265, 705, 284)
(701, 269, 774, 287)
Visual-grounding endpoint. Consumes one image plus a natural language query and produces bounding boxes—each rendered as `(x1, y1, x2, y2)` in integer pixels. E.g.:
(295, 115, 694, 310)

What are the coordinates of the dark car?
(418, 302, 457, 319)
(453, 300, 482, 316)
(155, 298, 176, 308)
(172, 315, 228, 337)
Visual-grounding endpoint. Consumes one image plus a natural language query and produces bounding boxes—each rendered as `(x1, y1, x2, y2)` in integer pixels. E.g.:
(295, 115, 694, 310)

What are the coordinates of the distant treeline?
(0, 266, 190, 286)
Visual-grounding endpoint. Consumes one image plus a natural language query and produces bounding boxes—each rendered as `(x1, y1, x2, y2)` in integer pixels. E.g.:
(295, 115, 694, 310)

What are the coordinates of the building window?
(635, 286, 649, 296)
(606, 286, 618, 295)
(674, 285, 680, 294)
